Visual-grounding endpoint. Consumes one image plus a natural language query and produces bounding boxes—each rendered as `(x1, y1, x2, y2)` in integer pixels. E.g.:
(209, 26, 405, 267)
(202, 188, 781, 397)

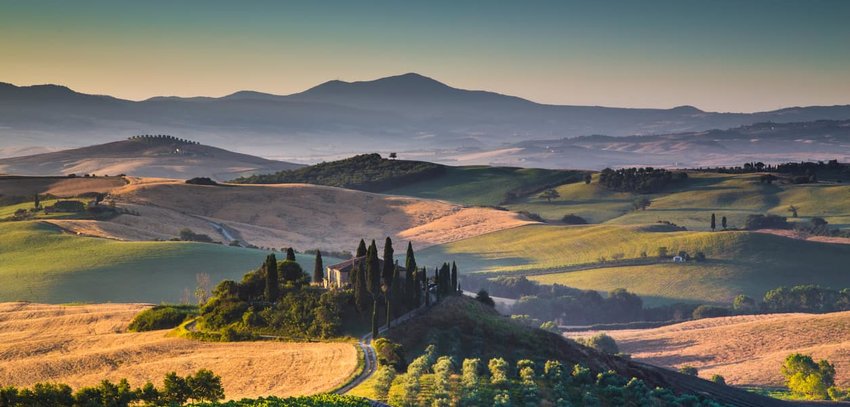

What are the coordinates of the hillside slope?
(0, 137, 301, 180)
(379, 296, 788, 406)
(588, 312, 850, 388)
(0, 222, 327, 303)
(0, 302, 358, 399)
(48, 178, 534, 252)
(419, 224, 850, 304)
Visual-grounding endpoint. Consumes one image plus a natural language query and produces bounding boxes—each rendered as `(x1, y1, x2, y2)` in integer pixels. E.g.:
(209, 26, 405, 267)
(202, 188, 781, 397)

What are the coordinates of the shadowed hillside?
(0, 136, 302, 180)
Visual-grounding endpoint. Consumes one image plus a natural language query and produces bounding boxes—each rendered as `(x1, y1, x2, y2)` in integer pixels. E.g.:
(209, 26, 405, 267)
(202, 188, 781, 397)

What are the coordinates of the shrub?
(186, 177, 219, 186)
(679, 366, 698, 376)
(475, 290, 496, 307)
(745, 214, 790, 230)
(128, 305, 196, 332)
(179, 228, 215, 243)
(576, 333, 619, 354)
(710, 374, 726, 385)
(518, 211, 545, 222)
(374, 338, 407, 372)
(692, 305, 731, 319)
(561, 213, 588, 224)
(782, 353, 835, 400)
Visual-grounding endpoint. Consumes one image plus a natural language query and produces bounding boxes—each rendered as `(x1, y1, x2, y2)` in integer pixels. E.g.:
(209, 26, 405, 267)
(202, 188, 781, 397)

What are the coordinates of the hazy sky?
(1, 0, 848, 112)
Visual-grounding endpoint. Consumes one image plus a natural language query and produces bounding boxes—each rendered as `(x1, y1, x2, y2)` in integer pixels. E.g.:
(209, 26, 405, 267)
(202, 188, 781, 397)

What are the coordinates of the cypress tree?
(412, 269, 421, 308)
(34, 194, 40, 209)
(382, 237, 394, 286)
(405, 242, 417, 309)
(371, 299, 379, 340)
(356, 239, 367, 258)
(451, 262, 458, 293)
(389, 265, 402, 325)
(286, 247, 296, 261)
(313, 250, 324, 286)
(366, 241, 381, 295)
(710, 213, 716, 231)
(352, 263, 367, 312)
(424, 268, 431, 307)
(722, 216, 728, 230)
(264, 254, 279, 302)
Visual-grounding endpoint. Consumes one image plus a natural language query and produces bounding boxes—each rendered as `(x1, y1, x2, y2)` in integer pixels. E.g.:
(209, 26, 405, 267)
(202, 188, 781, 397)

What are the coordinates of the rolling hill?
(0, 136, 302, 180)
(353, 295, 787, 406)
(44, 177, 534, 253)
(4, 74, 850, 167)
(582, 311, 850, 388)
(0, 302, 358, 399)
(509, 171, 850, 230)
(0, 221, 325, 303)
(418, 224, 850, 305)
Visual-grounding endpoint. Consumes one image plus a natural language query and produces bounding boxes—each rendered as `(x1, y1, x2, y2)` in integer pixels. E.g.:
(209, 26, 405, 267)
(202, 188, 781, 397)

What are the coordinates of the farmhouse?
(324, 256, 402, 289)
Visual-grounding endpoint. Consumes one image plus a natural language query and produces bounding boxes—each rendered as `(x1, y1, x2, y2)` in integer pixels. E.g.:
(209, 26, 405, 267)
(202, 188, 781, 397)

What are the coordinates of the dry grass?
(51, 179, 532, 251)
(0, 176, 126, 198)
(0, 302, 358, 399)
(573, 312, 850, 387)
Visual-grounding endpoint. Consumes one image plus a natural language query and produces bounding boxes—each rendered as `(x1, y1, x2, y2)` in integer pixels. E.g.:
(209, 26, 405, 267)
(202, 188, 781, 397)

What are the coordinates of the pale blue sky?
(1, 0, 848, 111)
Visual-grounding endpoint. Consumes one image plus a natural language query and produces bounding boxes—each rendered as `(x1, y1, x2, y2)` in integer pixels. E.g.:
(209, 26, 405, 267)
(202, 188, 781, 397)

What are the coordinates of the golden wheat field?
(573, 312, 850, 387)
(0, 302, 358, 399)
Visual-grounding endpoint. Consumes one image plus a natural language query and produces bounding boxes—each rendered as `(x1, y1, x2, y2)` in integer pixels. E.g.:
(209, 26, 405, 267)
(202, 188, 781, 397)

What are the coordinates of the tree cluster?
(0, 370, 223, 407)
(198, 252, 344, 340)
(231, 154, 446, 192)
(371, 345, 730, 406)
(598, 167, 688, 193)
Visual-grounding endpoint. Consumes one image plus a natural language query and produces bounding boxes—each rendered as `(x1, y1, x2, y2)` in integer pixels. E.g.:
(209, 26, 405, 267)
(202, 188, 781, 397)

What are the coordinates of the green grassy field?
(418, 223, 850, 305)
(507, 172, 850, 230)
(383, 166, 582, 206)
(0, 222, 337, 304)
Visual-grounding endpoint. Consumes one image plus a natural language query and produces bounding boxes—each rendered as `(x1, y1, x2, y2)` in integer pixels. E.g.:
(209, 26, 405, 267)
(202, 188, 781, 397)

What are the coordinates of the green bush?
(128, 305, 196, 332)
(576, 333, 619, 354)
(679, 366, 699, 376)
(692, 305, 731, 320)
(782, 353, 835, 400)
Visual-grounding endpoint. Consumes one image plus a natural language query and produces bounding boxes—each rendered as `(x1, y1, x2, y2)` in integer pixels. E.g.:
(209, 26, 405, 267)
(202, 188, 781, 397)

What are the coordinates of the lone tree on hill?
(711, 213, 716, 231)
(722, 216, 728, 230)
(356, 239, 368, 258)
(789, 205, 799, 218)
(539, 189, 560, 202)
(264, 254, 278, 301)
(313, 250, 323, 285)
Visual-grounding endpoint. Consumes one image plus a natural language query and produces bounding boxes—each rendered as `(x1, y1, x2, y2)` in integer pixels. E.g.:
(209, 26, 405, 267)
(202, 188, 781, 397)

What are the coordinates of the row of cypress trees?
(346, 237, 460, 339)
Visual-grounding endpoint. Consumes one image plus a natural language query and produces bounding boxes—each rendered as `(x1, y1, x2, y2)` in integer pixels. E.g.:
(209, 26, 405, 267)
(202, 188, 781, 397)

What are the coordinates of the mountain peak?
(299, 72, 453, 98)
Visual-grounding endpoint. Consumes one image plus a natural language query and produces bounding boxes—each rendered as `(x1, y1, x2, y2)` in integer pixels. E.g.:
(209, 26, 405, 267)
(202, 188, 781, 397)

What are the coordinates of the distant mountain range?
(2, 73, 850, 167)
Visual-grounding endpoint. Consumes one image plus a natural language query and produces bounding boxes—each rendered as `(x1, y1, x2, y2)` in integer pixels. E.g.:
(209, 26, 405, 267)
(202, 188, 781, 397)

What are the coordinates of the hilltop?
(590, 311, 850, 388)
(0, 136, 301, 180)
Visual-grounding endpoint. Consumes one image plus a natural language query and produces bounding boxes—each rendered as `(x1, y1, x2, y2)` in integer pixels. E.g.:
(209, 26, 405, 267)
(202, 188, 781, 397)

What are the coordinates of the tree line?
(231, 153, 446, 192)
(0, 370, 223, 407)
(598, 167, 688, 193)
